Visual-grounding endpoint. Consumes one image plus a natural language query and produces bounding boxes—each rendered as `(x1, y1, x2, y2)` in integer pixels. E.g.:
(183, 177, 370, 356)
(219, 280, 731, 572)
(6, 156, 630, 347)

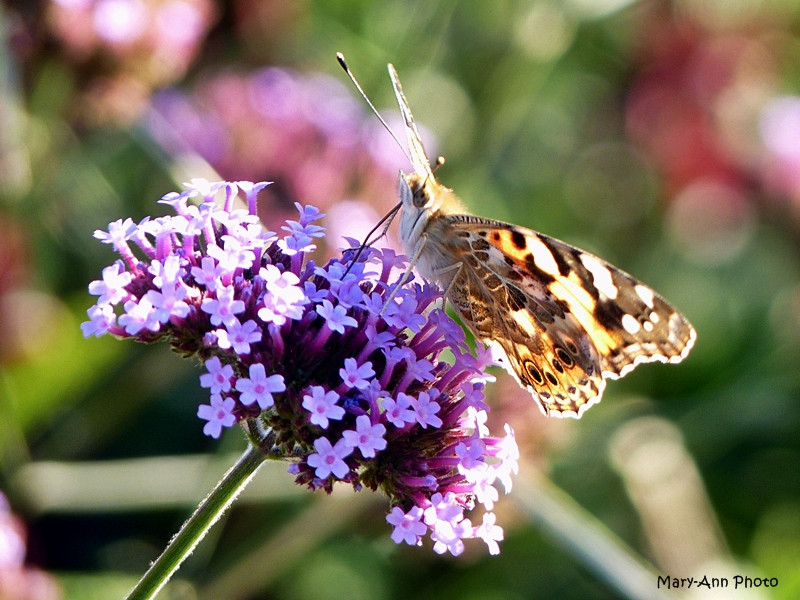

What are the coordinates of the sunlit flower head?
(82, 179, 518, 555)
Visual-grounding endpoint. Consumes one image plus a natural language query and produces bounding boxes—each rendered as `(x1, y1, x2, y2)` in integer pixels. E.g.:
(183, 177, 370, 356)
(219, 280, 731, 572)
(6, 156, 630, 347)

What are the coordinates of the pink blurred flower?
(45, 0, 217, 123)
(759, 95, 800, 203)
(0, 492, 62, 600)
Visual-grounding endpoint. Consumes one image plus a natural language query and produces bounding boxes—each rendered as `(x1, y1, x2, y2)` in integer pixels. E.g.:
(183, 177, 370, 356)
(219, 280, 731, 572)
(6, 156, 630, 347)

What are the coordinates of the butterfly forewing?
(386, 63, 696, 418)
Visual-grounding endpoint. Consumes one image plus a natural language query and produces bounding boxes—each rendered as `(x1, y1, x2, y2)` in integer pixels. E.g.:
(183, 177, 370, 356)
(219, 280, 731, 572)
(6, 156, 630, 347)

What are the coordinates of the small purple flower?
(474, 512, 504, 556)
(207, 236, 255, 272)
(315, 299, 357, 333)
(302, 386, 344, 429)
(456, 438, 487, 472)
(148, 255, 184, 288)
(382, 393, 416, 428)
(411, 391, 443, 429)
(339, 358, 375, 391)
(118, 296, 160, 334)
(404, 356, 435, 384)
(277, 231, 315, 255)
(199, 357, 234, 394)
(197, 395, 237, 439)
(144, 283, 190, 323)
(81, 303, 117, 337)
(332, 277, 364, 308)
(424, 492, 472, 556)
(342, 415, 386, 458)
(88, 263, 133, 305)
(191, 256, 224, 291)
(470, 471, 500, 511)
(383, 293, 426, 332)
(236, 363, 286, 410)
(216, 319, 262, 354)
(294, 202, 324, 226)
(257, 264, 306, 325)
(94, 217, 137, 246)
(386, 506, 426, 546)
(201, 285, 245, 327)
(307, 437, 353, 480)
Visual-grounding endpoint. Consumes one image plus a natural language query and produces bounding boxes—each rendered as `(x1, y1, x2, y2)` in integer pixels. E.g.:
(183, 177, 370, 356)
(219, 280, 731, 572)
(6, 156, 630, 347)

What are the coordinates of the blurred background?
(1, 0, 799, 598)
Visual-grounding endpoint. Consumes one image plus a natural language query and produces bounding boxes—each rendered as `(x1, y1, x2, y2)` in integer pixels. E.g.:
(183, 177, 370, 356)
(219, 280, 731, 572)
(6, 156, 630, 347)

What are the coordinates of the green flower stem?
(124, 444, 267, 600)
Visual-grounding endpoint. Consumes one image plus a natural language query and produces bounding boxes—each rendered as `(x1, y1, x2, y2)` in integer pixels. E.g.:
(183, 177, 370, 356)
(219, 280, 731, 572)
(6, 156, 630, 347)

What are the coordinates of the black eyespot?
(566, 341, 579, 355)
(555, 347, 574, 367)
(545, 371, 558, 386)
(524, 360, 544, 385)
(552, 359, 564, 373)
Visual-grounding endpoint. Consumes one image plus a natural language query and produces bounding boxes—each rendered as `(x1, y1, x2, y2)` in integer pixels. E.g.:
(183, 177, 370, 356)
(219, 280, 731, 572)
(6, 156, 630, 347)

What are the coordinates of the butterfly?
(343, 55, 696, 418)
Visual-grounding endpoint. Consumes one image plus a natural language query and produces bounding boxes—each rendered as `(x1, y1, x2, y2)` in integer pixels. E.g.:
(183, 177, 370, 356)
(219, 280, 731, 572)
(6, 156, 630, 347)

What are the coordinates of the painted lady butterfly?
(344, 55, 696, 418)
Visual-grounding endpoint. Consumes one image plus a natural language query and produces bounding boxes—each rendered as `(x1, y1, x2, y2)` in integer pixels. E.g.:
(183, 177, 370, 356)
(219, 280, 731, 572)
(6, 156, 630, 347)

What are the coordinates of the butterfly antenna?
(336, 52, 413, 165)
(421, 155, 446, 188)
(342, 202, 402, 276)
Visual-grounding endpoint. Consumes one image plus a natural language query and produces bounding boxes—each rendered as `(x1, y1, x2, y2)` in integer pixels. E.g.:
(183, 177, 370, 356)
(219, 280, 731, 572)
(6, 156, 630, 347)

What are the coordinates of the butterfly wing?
(442, 216, 696, 417)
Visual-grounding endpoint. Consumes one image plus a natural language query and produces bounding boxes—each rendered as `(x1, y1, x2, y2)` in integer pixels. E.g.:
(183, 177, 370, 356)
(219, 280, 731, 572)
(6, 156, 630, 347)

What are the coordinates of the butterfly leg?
(431, 261, 464, 311)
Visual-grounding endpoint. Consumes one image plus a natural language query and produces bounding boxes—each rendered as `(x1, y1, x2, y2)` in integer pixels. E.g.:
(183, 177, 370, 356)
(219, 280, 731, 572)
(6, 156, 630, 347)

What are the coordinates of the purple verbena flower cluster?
(82, 179, 519, 555)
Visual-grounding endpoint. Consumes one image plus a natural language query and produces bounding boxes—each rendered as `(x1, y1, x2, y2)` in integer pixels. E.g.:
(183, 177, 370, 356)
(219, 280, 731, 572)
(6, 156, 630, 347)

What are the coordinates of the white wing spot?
(511, 309, 538, 337)
(580, 254, 618, 299)
(635, 284, 655, 308)
(649, 311, 660, 323)
(529, 236, 560, 277)
(621, 313, 641, 334)
(643, 320, 654, 332)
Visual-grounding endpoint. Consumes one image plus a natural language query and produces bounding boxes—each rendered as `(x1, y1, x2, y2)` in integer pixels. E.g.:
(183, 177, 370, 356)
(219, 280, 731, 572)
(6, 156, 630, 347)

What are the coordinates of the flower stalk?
(124, 445, 266, 600)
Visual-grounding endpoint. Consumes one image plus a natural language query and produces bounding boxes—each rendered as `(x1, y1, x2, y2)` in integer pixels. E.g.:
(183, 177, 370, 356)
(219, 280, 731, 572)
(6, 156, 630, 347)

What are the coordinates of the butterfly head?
(397, 171, 433, 247)
(399, 171, 434, 209)
(397, 169, 465, 247)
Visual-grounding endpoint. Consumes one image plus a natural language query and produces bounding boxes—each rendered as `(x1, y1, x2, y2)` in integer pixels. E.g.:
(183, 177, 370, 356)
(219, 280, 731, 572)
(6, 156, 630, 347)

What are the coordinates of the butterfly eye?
(412, 184, 431, 209)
